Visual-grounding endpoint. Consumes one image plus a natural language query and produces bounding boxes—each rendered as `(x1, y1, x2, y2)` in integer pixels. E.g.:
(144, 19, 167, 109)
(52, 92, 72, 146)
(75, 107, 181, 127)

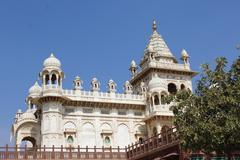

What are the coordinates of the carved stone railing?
(62, 90, 145, 104)
(39, 84, 145, 105)
(42, 84, 63, 96)
(0, 145, 127, 159)
(147, 104, 174, 117)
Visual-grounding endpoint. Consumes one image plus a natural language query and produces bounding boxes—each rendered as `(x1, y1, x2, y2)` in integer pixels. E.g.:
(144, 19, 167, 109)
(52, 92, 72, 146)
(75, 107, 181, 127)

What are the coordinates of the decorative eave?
(38, 96, 66, 105)
(63, 99, 146, 110)
(37, 95, 146, 110)
(130, 67, 198, 85)
(143, 114, 173, 123)
(64, 128, 76, 135)
(101, 130, 113, 135)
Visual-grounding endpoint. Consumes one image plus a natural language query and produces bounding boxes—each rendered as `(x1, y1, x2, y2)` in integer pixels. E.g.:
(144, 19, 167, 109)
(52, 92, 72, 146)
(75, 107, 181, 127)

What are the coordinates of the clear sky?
(0, 0, 239, 146)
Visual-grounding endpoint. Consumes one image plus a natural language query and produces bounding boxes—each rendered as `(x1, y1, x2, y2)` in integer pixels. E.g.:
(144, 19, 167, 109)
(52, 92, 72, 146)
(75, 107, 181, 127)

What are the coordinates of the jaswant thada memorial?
(11, 21, 197, 149)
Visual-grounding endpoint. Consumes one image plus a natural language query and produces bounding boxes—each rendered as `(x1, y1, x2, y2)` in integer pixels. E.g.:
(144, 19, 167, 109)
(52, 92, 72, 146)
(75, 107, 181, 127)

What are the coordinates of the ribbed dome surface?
(29, 82, 42, 95)
(43, 53, 61, 68)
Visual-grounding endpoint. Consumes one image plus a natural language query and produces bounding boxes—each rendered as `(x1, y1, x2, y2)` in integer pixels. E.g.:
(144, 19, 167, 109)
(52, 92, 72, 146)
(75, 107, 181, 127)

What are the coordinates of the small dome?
(130, 60, 137, 67)
(29, 82, 42, 96)
(109, 79, 114, 83)
(43, 53, 61, 69)
(125, 81, 130, 85)
(148, 76, 164, 91)
(181, 49, 189, 58)
(74, 76, 81, 81)
(92, 77, 98, 82)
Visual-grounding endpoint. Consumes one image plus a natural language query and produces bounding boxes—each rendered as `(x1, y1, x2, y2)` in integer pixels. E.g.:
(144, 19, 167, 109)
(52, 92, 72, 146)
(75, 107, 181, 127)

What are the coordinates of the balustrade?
(62, 90, 145, 102)
(0, 145, 126, 159)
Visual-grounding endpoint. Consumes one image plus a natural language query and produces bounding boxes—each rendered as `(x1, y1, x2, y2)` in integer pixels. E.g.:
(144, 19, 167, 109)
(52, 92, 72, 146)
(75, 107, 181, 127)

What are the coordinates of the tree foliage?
(167, 56, 240, 154)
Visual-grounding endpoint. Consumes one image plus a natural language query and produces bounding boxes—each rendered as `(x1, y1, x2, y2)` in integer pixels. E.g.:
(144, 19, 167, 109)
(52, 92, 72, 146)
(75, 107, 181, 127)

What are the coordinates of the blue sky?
(0, 1, 239, 146)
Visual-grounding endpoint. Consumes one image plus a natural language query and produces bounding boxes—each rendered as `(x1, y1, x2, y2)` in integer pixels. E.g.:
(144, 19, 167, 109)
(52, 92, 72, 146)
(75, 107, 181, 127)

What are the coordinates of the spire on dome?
(143, 20, 177, 62)
(50, 53, 55, 57)
(152, 20, 157, 31)
(130, 60, 137, 67)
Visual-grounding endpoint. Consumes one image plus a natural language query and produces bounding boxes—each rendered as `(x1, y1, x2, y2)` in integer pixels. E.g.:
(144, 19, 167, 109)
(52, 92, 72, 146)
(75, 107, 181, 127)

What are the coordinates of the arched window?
(154, 95, 159, 105)
(181, 84, 185, 90)
(104, 136, 111, 145)
(160, 91, 167, 104)
(117, 124, 130, 147)
(51, 74, 57, 84)
(161, 94, 165, 104)
(142, 87, 146, 92)
(139, 137, 143, 144)
(168, 83, 177, 94)
(67, 135, 74, 144)
(80, 123, 96, 147)
(45, 74, 50, 85)
(150, 53, 153, 59)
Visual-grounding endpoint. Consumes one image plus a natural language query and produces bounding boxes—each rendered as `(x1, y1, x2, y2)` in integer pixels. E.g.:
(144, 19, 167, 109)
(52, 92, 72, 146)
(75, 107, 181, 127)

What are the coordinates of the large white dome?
(43, 53, 61, 69)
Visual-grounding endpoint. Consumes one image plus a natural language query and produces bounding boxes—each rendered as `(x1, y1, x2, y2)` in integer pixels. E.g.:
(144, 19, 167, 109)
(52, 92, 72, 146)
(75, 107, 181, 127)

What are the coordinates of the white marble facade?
(12, 21, 197, 148)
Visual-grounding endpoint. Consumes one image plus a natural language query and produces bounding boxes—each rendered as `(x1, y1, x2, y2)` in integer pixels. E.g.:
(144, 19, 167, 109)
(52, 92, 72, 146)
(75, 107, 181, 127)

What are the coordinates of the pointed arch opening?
(80, 122, 96, 147)
(117, 124, 130, 147)
(154, 95, 160, 105)
(67, 135, 74, 144)
(45, 74, 50, 85)
(51, 74, 57, 85)
(160, 91, 167, 104)
(181, 84, 186, 90)
(20, 136, 36, 148)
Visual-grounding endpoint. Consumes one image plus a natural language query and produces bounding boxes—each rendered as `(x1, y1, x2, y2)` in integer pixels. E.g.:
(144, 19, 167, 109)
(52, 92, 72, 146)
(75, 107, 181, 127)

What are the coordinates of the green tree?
(167, 57, 240, 156)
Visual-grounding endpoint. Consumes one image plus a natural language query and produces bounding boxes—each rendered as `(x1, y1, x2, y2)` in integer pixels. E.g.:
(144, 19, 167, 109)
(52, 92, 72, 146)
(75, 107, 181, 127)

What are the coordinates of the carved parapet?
(42, 84, 63, 96)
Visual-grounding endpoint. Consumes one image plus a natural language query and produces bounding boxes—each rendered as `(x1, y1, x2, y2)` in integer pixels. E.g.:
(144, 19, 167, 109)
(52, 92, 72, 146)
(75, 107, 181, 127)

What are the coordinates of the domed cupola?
(181, 49, 190, 65)
(29, 82, 42, 97)
(43, 53, 61, 69)
(129, 60, 138, 77)
(39, 53, 64, 90)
